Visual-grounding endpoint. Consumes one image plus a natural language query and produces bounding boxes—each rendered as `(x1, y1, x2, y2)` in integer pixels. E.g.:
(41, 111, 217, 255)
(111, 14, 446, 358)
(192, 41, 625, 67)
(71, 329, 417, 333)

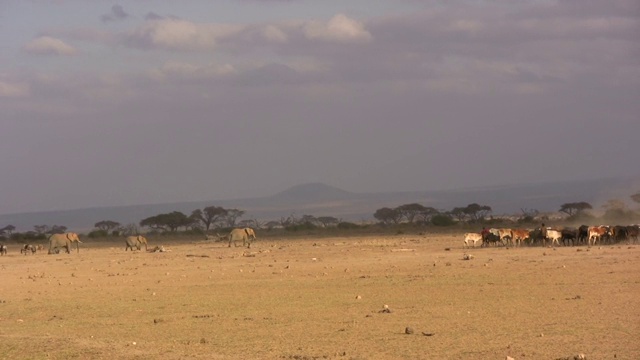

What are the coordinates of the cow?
(511, 229, 530, 247)
(610, 226, 629, 243)
(545, 229, 562, 247)
(463, 233, 483, 248)
(560, 227, 578, 246)
(626, 225, 639, 243)
(528, 228, 545, 246)
(498, 228, 513, 246)
(588, 226, 610, 246)
(482, 232, 502, 247)
(577, 225, 589, 246)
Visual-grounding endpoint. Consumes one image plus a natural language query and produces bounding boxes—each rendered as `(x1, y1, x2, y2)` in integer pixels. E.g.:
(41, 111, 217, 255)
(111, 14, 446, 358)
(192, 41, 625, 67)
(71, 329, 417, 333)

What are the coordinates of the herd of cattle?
(0, 227, 257, 256)
(464, 224, 640, 248)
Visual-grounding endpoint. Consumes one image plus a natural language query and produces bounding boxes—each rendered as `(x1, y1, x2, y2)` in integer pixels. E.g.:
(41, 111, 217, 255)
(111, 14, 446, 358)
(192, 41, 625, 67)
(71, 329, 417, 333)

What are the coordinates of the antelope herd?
(465, 224, 640, 248)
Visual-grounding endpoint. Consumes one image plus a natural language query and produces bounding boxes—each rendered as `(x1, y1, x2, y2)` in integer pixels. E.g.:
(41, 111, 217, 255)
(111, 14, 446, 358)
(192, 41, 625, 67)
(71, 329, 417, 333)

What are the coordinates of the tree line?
(2, 193, 639, 241)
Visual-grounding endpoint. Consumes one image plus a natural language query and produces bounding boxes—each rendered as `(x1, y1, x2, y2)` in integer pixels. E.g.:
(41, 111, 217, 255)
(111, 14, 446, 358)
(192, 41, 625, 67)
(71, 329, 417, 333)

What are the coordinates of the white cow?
(463, 233, 483, 248)
(545, 229, 562, 247)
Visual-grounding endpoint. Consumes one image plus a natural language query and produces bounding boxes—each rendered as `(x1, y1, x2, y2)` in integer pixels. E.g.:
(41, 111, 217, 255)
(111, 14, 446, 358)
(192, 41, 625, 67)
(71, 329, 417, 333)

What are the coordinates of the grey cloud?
(145, 12, 164, 21)
(101, 4, 130, 23)
(3, 1, 639, 214)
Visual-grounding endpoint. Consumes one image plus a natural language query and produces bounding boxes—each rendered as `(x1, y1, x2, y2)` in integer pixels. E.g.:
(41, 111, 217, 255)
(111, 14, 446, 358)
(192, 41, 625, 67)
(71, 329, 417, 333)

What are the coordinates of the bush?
(286, 222, 318, 232)
(88, 230, 109, 238)
(431, 214, 455, 227)
(10, 232, 46, 241)
(337, 222, 360, 230)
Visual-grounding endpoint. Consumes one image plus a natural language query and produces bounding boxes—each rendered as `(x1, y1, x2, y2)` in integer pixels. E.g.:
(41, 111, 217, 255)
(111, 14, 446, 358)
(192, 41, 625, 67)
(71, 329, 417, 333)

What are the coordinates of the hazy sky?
(1, 0, 639, 214)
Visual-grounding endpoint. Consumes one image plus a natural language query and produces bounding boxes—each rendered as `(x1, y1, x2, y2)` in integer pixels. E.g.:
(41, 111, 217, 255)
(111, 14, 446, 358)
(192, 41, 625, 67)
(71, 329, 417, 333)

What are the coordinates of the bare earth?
(1, 234, 639, 360)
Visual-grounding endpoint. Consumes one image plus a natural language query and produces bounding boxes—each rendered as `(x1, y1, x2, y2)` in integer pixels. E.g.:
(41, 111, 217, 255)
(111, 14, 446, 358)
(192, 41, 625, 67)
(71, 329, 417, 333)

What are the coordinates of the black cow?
(529, 228, 546, 246)
(482, 233, 502, 247)
(561, 227, 578, 246)
(577, 225, 589, 246)
(626, 225, 639, 243)
(611, 226, 629, 244)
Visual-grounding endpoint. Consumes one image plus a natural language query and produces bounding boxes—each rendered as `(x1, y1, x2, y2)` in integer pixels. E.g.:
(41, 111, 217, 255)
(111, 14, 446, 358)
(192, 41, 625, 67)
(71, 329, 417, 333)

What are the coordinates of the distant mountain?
(270, 182, 353, 202)
(1, 177, 638, 232)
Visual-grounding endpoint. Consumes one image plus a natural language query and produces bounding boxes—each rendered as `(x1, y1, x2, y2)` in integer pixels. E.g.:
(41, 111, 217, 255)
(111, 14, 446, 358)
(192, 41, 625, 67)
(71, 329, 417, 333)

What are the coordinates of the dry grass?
(1, 234, 639, 359)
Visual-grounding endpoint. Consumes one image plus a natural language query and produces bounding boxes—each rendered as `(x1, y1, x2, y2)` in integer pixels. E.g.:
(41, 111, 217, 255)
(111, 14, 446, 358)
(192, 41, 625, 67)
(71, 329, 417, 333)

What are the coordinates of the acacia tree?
(416, 206, 439, 223)
(33, 225, 50, 235)
(94, 220, 121, 233)
(191, 206, 228, 231)
(450, 207, 467, 222)
(49, 225, 68, 234)
(223, 209, 245, 228)
(462, 203, 492, 223)
(317, 216, 339, 227)
(140, 211, 192, 232)
(119, 223, 139, 236)
(559, 202, 593, 217)
(396, 203, 427, 223)
(631, 193, 640, 205)
(373, 207, 402, 225)
(279, 214, 297, 227)
(0, 225, 15, 237)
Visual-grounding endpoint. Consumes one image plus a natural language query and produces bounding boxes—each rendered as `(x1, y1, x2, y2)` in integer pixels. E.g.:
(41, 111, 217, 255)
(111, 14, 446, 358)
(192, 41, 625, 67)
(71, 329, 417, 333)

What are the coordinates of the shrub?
(88, 230, 109, 238)
(286, 222, 318, 232)
(431, 214, 455, 227)
(337, 222, 360, 230)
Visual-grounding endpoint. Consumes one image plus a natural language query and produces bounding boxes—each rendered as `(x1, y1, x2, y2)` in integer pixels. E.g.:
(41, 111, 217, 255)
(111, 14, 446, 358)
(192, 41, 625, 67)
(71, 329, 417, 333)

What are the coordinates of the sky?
(0, 0, 639, 215)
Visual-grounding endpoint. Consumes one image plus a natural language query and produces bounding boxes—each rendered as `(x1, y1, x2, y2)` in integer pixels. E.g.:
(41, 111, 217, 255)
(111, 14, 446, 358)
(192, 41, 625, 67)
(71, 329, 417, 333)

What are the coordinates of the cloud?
(261, 25, 288, 43)
(124, 18, 242, 51)
(0, 80, 30, 98)
(101, 5, 130, 23)
(145, 12, 164, 21)
(303, 13, 372, 43)
(148, 61, 237, 82)
(22, 36, 77, 56)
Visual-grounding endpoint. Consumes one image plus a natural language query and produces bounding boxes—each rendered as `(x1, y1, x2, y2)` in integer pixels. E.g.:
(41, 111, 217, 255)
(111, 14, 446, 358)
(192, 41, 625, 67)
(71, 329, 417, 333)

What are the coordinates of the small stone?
(355, 295, 361, 300)
(405, 327, 414, 334)
(506, 356, 515, 360)
(132, 342, 136, 345)
(200, 338, 207, 344)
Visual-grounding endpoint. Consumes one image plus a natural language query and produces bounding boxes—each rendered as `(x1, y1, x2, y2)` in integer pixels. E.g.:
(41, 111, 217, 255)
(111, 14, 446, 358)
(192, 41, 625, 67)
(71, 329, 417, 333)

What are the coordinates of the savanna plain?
(1, 233, 638, 360)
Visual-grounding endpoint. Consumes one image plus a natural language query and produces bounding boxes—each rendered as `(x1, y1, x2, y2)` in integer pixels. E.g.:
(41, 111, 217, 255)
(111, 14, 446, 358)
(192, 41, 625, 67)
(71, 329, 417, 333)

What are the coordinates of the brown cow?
(498, 228, 513, 246)
(511, 229, 530, 247)
(588, 226, 610, 246)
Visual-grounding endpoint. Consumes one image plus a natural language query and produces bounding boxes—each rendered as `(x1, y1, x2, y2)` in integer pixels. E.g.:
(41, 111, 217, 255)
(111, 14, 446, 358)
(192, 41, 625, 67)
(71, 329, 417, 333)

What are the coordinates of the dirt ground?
(1, 234, 639, 360)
